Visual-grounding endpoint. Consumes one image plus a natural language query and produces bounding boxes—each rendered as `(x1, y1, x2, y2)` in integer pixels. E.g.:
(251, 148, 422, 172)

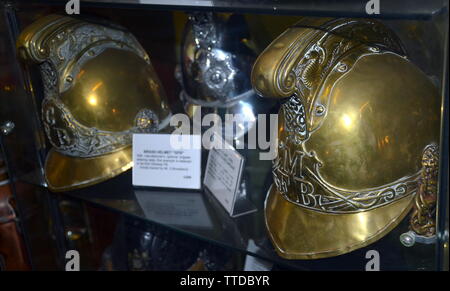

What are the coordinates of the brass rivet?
(337, 63, 348, 73)
(315, 105, 325, 115)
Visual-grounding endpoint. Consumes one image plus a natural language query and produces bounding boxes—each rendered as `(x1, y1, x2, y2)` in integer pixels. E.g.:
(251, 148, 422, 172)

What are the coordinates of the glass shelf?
(48, 167, 437, 270)
(21, 0, 448, 20)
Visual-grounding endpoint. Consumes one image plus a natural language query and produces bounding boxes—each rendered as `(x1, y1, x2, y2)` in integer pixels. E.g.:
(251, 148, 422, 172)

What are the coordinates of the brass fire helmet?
(251, 18, 441, 259)
(17, 15, 171, 191)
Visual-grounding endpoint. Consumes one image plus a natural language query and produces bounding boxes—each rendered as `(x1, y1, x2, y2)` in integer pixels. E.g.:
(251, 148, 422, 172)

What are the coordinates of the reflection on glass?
(134, 190, 213, 229)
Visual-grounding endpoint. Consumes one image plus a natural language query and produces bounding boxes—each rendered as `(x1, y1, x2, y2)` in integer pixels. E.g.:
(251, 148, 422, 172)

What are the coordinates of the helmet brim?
(45, 147, 132, 192)
(264, 184, 415, 259)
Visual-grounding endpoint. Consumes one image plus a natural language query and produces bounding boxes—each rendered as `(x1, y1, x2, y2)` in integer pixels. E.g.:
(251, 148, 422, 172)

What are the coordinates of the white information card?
(132, 134, 201, 189)
(203, 140, 245, 216)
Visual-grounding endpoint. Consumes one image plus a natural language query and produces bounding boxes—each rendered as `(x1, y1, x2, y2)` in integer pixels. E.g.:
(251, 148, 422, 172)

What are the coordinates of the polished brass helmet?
(17, 15, 171, 191)
(252, 18, 441, 259)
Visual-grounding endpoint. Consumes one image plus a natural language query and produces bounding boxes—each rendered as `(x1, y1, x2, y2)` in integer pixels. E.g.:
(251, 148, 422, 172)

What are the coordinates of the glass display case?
(0, 0, 448, 271)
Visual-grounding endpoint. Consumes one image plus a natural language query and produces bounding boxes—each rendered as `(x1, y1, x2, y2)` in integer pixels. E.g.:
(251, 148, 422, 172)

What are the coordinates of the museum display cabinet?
(0, 0, 448, 271)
